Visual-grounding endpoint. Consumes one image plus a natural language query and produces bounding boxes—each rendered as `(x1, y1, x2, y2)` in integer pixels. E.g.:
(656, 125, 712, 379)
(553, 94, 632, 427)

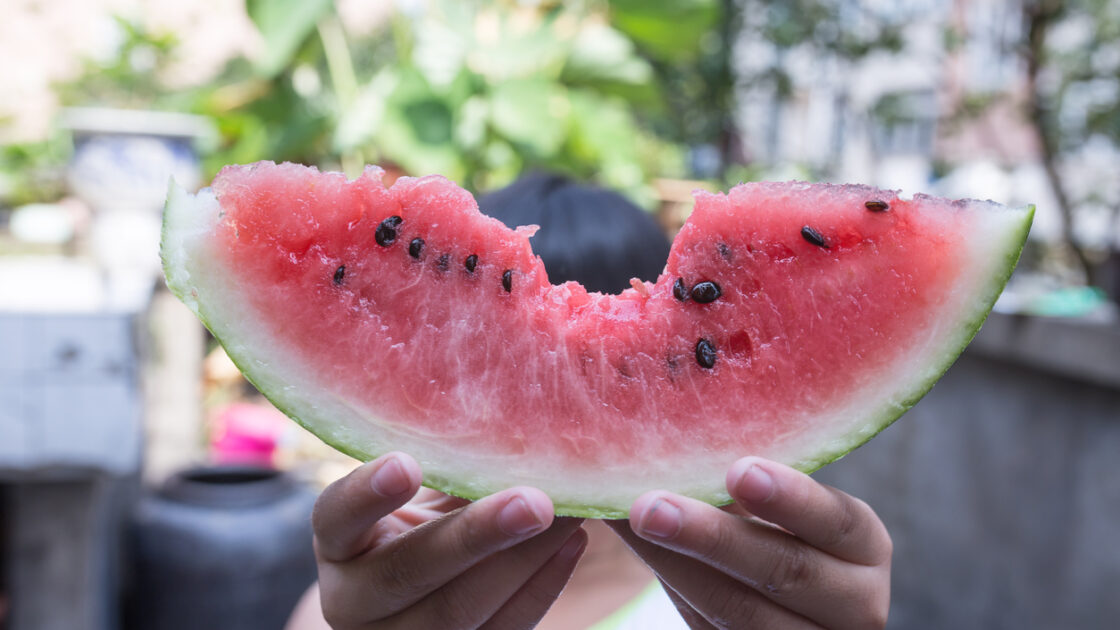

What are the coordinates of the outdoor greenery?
(1020, 0, 1120, 283)
(1, 0, 1118, 289)
(2, 1, 737, 207)
(213, 0, 738, 201)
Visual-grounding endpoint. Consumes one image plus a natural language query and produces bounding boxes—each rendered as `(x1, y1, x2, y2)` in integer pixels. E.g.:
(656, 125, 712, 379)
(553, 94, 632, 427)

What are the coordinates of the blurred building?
(733, 0, 1118, 250)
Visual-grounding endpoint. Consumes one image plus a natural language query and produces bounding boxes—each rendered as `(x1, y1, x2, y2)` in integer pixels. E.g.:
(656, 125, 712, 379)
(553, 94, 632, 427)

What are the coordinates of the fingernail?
(498, 495, 545, 536)
(556, 531, 587, 562)
(370, 456, 411, 496)
(735, 462, 774, 504)
(638, 498, 681, 540)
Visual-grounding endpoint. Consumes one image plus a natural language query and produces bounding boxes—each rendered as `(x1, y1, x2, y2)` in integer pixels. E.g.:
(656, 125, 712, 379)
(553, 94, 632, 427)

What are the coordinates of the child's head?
(478, 173, 670, 293)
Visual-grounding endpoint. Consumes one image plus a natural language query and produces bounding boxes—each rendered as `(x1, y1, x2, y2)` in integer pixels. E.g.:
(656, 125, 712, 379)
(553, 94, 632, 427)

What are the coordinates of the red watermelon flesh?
(162, 162, 1032, 517)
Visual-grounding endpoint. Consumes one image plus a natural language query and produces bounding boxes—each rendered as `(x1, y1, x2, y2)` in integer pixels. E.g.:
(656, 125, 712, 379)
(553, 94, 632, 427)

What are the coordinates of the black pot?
(126, 466, 318, 630)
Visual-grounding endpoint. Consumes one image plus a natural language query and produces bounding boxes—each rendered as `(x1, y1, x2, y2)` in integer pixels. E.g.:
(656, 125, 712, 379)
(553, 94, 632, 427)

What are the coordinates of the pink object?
(210, 402, 289, 467)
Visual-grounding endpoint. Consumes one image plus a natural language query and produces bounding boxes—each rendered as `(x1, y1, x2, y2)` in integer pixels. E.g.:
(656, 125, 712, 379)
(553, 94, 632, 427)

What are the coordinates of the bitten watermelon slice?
(162, 162, 1032, 517)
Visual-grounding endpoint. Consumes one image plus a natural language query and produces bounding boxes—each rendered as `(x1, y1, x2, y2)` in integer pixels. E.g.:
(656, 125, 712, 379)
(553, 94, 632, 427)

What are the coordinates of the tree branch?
(1022, 0, 1096, 284)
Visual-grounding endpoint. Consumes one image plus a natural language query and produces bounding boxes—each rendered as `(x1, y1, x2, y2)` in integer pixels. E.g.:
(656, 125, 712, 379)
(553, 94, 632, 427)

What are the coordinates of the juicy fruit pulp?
(162, 162, 1033, 517)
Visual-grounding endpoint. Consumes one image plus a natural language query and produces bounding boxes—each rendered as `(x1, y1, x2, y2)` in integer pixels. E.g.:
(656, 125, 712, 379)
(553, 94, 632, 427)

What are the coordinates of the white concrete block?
(39, 381, 141, 472)
(0, 311, 142, 473)
(28, 314, 135, 381)
(0, 385, 33, 467)
(0, 315, 30, 376)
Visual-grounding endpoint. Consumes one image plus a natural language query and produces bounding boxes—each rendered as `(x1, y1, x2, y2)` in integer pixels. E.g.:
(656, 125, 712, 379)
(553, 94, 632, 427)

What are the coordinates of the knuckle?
(761, 543, 815, 599)
(700, 583, 761, 629)
(859, 501, 893, 566)
(697, 517, 738, 561)
(426, 583, 483, 629)
(309, 485, 340, 536)
(510, 575, 555, 615)
(321, 610, 351, 630)
(864, 605, 890, 630)
(318, 593, 348, 629)
(376, 539, 431, 597)
(450, 511, 495, 559)
(879, 527, 894, 563)
(851, 601, 890, 630)
(319, 585, 367, 630)
(824, 493, 864, 551)
(842, 567, 891, 630)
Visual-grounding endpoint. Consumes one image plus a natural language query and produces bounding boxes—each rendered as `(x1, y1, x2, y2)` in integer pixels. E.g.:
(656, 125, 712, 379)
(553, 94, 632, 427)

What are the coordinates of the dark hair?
(477, 173, 670, 294)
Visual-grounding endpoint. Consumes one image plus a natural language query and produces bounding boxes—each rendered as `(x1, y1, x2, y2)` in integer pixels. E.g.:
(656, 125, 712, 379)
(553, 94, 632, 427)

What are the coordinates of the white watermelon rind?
(163, 180, 1033, 518)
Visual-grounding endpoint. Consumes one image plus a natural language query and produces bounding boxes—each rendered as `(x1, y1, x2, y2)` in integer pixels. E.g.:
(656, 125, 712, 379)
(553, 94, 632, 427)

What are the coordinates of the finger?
(608, 521, 822, 629)
(479, 525, 588, 630)
(391, 489, 473, 529)
(312, 452, 423, 563)
(380, 518, 585, 630)
(627, 491, 886, 629)
(657, 578, 718, 629)
(353, 486, 558, 618)
(727, 457, 892, 565)
(411, 487, 472, 512)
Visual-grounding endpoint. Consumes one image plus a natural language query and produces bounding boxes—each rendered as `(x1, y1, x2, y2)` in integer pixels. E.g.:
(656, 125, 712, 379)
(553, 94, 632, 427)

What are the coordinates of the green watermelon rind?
(784, 204, 1036, 473)
(163, 179, 1033, 519)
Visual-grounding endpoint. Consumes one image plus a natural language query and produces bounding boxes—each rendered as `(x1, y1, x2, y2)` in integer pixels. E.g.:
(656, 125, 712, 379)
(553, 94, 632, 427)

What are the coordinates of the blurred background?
(0, 0, 1117, 629)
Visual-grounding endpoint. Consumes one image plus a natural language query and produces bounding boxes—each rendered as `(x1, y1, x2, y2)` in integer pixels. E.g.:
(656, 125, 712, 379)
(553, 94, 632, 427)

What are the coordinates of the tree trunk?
(1022, 0, 1097, 285)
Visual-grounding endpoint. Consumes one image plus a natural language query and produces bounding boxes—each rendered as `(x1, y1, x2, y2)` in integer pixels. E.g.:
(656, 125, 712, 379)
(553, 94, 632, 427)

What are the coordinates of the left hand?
(606, 457, 892, 629)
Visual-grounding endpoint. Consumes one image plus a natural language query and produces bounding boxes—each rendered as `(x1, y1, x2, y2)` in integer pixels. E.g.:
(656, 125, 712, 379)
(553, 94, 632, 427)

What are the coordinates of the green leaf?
(568, 90, 638, 163)
(454, 95, 489, 152)
(465, 8, 568, 81)
(480, 139, 522, 191)
(489, 79, 569, 158)
(563, 22, 654, 86)
(608, 0, 719, 62)
(411, 10, 469, 88)
(333, 68, 398, 153)
(375, 70, 465, 181)
(246, 0, 335, 78)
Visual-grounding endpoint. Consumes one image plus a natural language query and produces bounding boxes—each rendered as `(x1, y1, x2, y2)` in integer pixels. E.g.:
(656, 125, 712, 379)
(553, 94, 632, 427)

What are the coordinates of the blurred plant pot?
(126, 466, 318, 630)
(58, 107, 215, 308)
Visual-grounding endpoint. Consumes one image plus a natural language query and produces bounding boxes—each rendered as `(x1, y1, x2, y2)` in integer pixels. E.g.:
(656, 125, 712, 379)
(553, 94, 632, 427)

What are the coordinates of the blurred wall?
(815, 312, 1120, 630)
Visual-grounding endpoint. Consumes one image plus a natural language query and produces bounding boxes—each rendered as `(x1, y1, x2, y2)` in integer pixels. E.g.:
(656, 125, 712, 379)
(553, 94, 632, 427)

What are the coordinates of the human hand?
(606, 457, 892, 629)
(312, 452, 587, 629)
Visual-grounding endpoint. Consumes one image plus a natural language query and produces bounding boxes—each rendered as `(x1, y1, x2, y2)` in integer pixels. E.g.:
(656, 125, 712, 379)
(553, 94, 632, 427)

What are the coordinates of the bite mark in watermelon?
(162, 162, 1033, 517)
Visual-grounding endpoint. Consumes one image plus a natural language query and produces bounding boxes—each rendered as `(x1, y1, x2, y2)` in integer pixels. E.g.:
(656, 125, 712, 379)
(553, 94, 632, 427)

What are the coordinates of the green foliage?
(0, 135, 70, 206)
(246, 0, 335, 78)
(740, 0, 909, 94)
(1037, 0, 1120, 151)
(158, 0, 718, 198)
(55, 16, 181, 109)
(609, 0, 720, 62)
(5, 0, 732, 205)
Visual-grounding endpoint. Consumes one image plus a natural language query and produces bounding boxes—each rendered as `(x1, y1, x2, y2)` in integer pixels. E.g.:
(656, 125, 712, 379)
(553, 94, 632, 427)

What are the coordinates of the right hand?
(311, 452, 587, 629)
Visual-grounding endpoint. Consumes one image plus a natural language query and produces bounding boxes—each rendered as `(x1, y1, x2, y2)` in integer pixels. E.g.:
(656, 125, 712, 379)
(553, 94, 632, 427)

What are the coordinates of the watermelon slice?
(162, 162, 1032, 517)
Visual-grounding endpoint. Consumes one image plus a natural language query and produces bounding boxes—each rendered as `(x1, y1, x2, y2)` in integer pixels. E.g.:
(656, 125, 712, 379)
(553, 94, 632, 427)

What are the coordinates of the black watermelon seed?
(673, 278, 689, 301)
(375, 215, 403, 246)
(465, 254, 479, 273)
(437, 253, 450, 271)
(865, 200, 889, 212)
(801, 226, 829, 248)
(502, 269, 513, 292)
(690, 281, 721, 303)
(718, 242, 732, 260)
(409, 237, 424, 258)
(332, 265, 345, 285)
(695, 338, 717, 369)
